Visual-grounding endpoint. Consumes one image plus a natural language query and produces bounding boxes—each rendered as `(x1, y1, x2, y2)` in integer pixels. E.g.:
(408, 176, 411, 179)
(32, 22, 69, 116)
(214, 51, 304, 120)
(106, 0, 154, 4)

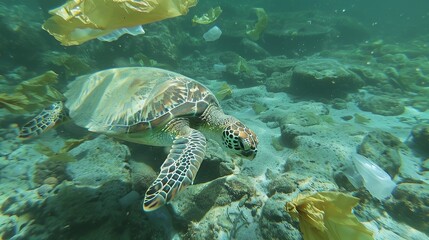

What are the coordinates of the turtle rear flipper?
(143, 126, 206, 211)
(19, 101, 67, 139)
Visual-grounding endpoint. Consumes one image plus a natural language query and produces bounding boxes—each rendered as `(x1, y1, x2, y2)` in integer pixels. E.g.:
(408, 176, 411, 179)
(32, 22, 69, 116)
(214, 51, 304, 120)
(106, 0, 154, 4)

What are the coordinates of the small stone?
(331, 98, 348, 110)
(267, 175, 296, 196)
(422, 159, 429, 171)
(43, 176, 59, 186)
(224, 176, 255, 201)
(218, 161, 234, 176)
(37, 184, 54, 197)
(4, 133, 17, 140)
(271, 136, 285, 151)
(411, 125, 429, 151)
(341, 115, 353, 121)
(0, 156, 8, 170)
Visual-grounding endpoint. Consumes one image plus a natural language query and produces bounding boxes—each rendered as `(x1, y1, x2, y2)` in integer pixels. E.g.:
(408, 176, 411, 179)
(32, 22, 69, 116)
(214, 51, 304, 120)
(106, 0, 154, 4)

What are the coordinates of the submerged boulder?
(67, 135, 131, 186)
(260, 194, 302, 240)
(357, 130, 404, 178)
(289, 58, 364, 98)
(385, 183, 429, 235)
(358, 96, 405, 116)
(264, 19, 333, 56)
(170, 175, 256, 222)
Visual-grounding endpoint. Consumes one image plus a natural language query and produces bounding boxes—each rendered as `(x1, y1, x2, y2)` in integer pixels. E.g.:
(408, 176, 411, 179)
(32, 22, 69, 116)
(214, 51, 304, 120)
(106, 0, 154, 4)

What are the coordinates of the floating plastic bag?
(97, 25, 145, 42)
(43, 0, 198, 46)
(286, 192, 374, 240)
(214, 82, 232, 101)
(246, 8, 268, 41)
(213, 63, 226, 72)
(192, 6, 222, 25)
(203, 26, 222, 41)
(0, 71, 63, 114)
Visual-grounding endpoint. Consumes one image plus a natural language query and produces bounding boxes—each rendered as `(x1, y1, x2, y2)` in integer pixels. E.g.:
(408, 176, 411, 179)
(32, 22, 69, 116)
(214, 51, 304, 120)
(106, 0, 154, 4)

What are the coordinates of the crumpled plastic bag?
(43, 0, 198, 46)
(286, 191, 374, 240)
(246, 8, 267, 41)
(0, 71, 64, 114)
(192, 6, 222, 25)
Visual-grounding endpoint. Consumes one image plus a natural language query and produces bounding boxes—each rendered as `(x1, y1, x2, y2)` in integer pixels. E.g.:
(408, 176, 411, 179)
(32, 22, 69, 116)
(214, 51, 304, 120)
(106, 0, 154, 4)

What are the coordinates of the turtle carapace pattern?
(19, 67, 259, 211)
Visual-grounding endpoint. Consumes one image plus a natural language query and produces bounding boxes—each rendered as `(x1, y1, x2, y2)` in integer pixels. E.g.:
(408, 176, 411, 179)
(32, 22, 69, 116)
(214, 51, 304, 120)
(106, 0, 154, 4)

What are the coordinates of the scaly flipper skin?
(19, 102, 66, 139)
(143, 120, 206, 211)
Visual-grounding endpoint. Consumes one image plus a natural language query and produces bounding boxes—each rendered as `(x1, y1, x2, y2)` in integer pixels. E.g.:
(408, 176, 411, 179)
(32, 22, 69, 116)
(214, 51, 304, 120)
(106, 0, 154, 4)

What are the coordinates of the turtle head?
(222, 120, 258, 159)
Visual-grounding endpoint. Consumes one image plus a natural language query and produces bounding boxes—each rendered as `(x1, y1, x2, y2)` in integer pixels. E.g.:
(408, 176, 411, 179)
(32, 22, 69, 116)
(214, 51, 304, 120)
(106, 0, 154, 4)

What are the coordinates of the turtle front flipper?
(19, 101, 67, 139)
(143, 126, 206, 211)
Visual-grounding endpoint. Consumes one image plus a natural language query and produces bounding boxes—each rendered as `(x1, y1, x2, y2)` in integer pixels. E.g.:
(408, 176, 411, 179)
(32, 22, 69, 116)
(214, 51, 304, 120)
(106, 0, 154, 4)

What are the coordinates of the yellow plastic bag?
(43, 0, 198, 46)
(192, 6, 222, 25)
(0, 71, 64, 114)
(246, 8, 267, 41)
(286, 191, 374, 240)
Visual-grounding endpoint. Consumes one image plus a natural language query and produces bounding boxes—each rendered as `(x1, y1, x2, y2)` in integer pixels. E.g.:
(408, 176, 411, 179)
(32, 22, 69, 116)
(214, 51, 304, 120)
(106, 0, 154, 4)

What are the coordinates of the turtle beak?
(241, 149, 257, 160)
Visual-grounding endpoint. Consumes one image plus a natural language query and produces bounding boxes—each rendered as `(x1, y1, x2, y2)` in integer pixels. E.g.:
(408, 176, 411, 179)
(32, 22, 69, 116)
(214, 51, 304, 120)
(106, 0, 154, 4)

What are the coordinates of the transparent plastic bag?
(344, 153, 396, 200)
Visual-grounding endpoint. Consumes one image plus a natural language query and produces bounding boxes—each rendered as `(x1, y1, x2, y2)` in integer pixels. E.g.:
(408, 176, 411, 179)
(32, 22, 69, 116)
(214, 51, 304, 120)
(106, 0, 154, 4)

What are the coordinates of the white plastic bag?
(203, 26, 222, 42)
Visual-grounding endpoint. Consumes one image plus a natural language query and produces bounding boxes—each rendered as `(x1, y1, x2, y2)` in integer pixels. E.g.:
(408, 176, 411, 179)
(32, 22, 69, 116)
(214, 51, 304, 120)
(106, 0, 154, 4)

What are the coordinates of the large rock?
(259, 194, 302, 240)
(290, 58, 364, 97)
(129, 160, 157, 193)
(357, 130, 404, 178)
(171, 175, 264, 239)
(265, 71, 292, 93)
(67, 135, 131, 186)
(38, 181, 143, 239)
(250, 56, 296, 76)
(411, 124, 429, 152)
(385, 183, 429, 235)
(264, 19, 333, 56)
(170, 175, 256, 222)
(270, 102, 328, 147)
(358, 96, 405, 116)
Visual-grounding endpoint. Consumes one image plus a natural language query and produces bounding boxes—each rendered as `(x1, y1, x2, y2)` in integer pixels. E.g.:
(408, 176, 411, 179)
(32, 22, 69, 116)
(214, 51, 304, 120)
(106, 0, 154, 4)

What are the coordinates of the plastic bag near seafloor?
(351, 153, 396, 200)
(286, 192, 374, 240)
(43, 0, 198, 46)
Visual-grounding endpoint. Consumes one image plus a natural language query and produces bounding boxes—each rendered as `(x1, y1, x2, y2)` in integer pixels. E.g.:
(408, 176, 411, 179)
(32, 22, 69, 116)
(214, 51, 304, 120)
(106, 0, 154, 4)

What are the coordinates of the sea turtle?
(19, 67, 258, 211)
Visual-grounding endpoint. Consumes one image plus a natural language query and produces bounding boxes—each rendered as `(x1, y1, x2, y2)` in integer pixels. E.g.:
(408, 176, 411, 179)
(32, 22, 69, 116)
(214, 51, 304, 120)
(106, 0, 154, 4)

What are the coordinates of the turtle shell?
(64, 67, 219, 133)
